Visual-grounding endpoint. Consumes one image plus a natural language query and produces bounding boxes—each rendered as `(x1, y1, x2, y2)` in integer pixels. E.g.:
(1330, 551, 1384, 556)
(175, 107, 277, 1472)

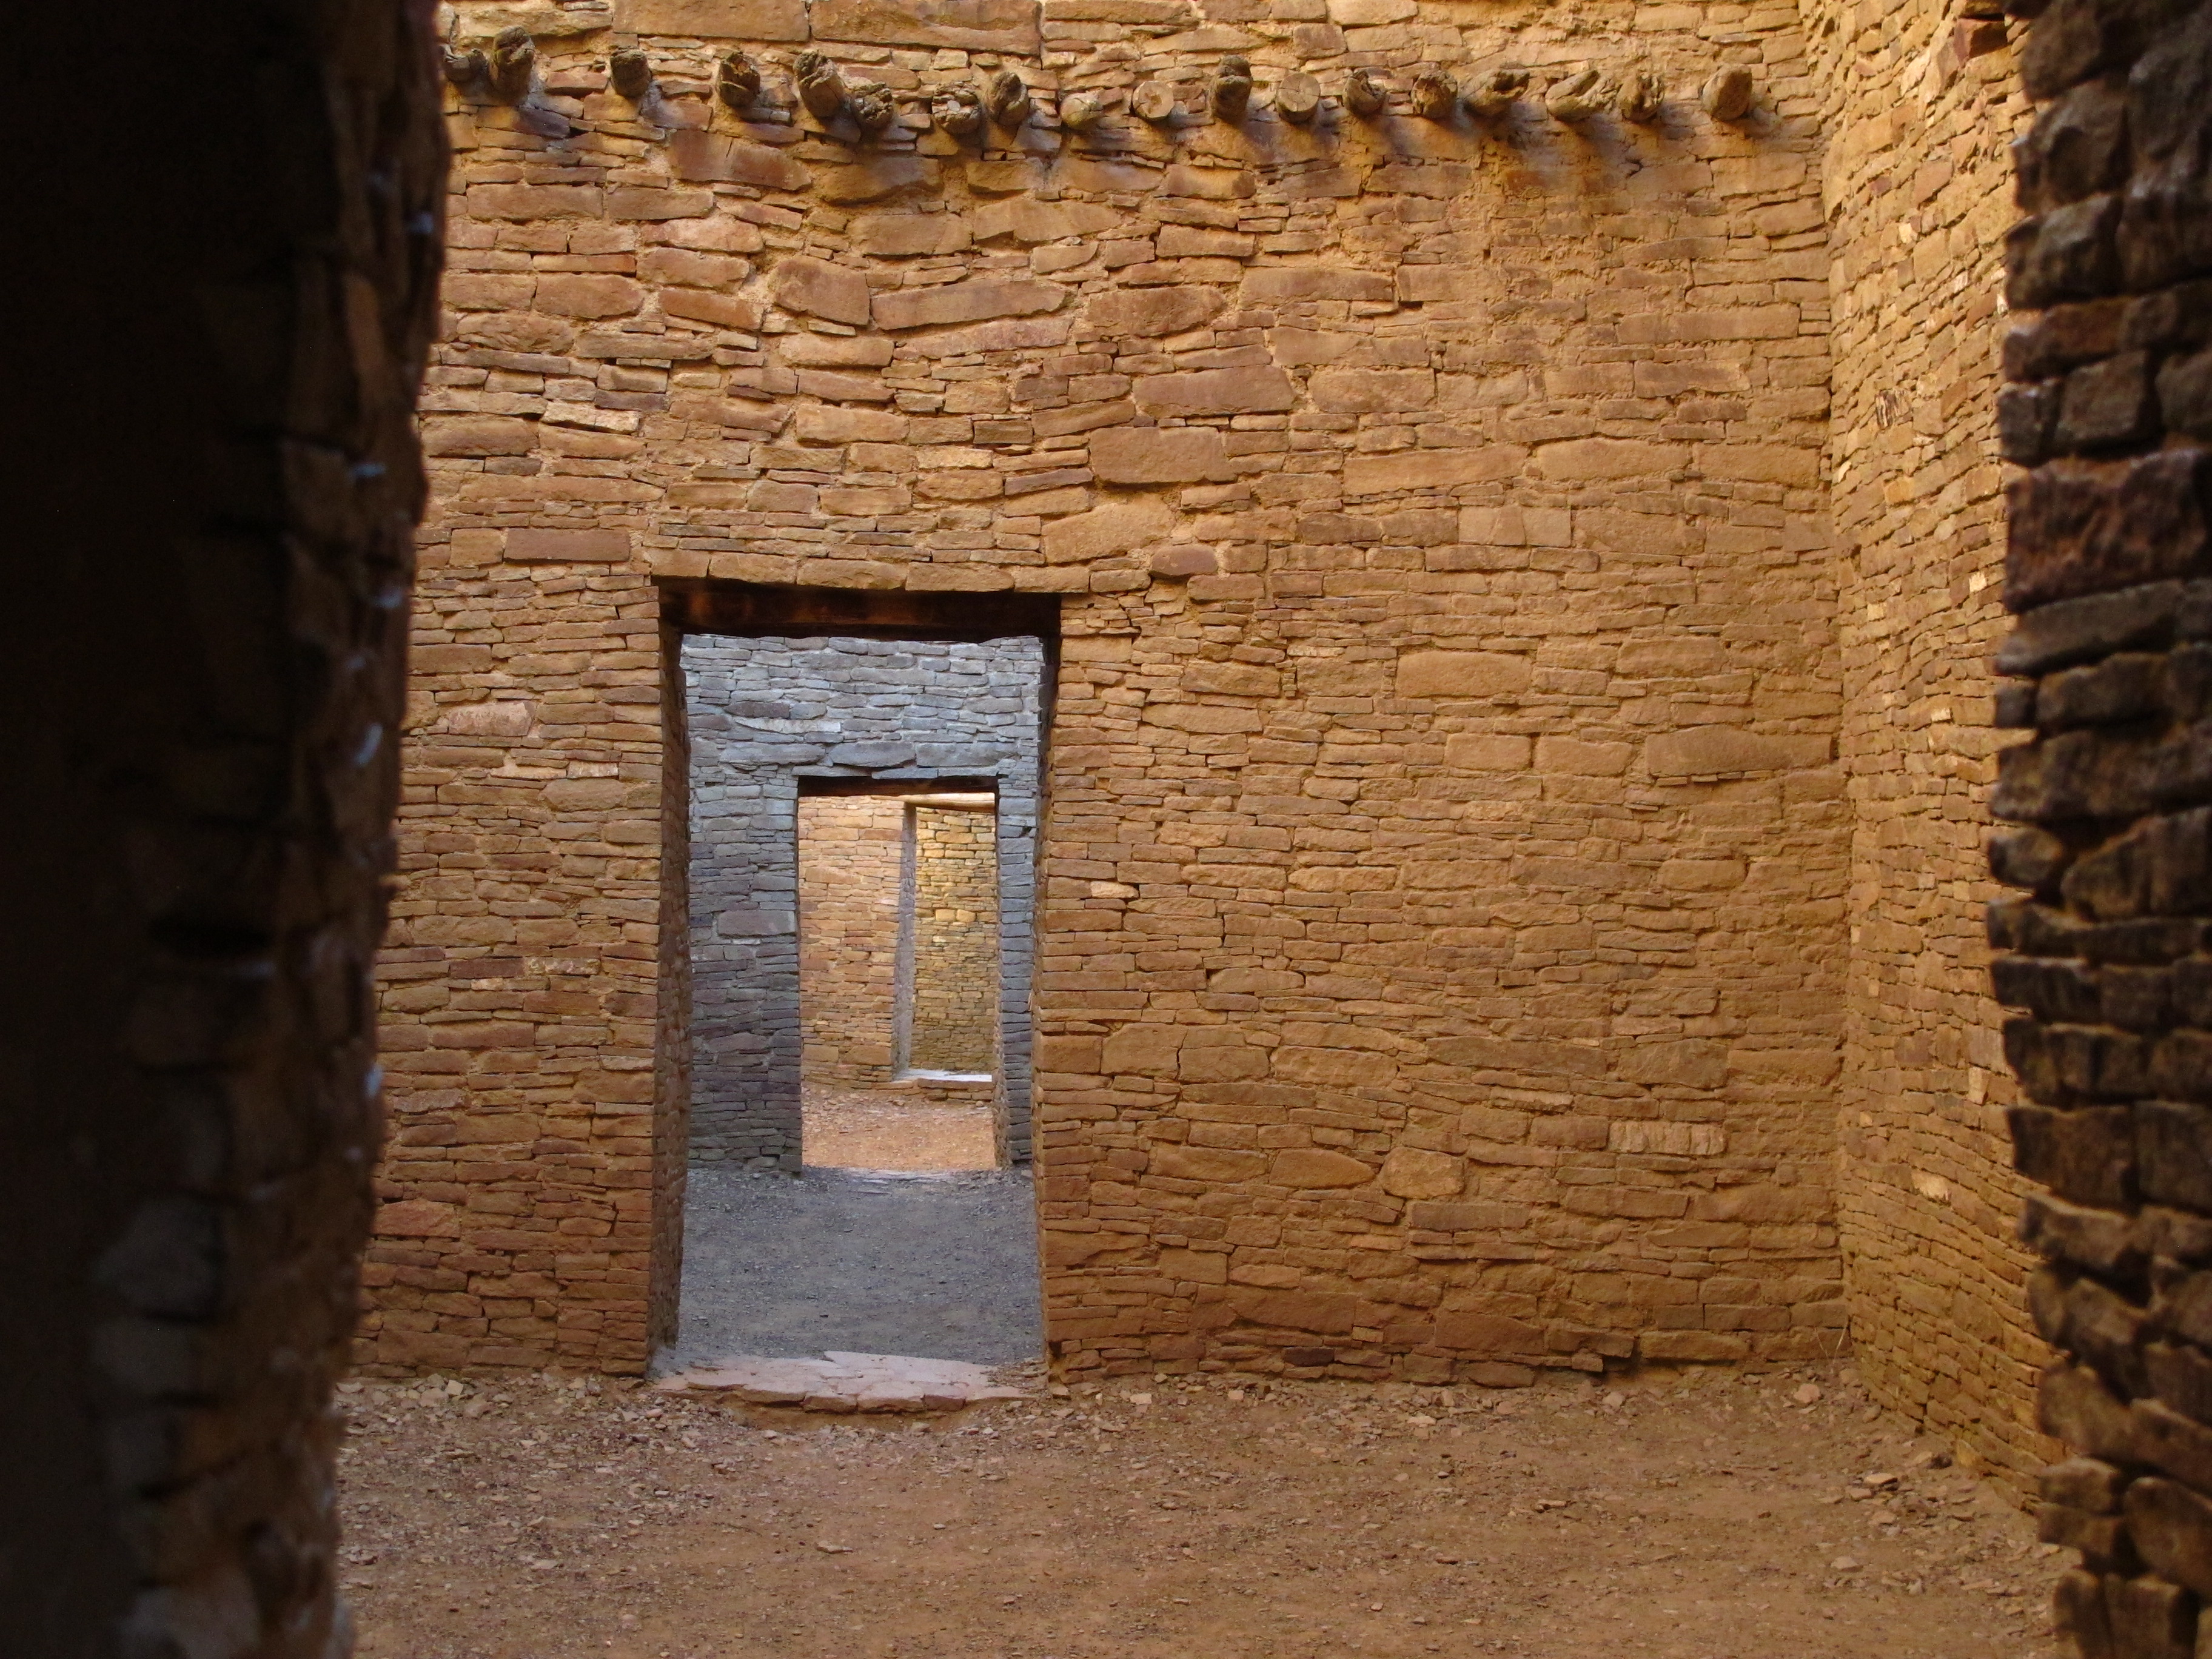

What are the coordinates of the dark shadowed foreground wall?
(4, 3, 444, 1653)
(1986, 0, 2212, 1647)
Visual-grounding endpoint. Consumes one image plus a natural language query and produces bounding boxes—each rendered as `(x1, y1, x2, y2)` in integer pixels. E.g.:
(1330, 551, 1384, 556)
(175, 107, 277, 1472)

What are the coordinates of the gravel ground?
(339, 1362, 2060, 1659)
(802, 1083, 997, 1172)
(665, 1164, 1043, 1373)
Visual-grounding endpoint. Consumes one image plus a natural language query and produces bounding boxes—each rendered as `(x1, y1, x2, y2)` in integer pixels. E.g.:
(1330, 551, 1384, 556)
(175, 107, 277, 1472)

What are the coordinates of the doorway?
(659, 602, 1050, 1376)
(797, 782, 1001, 1172)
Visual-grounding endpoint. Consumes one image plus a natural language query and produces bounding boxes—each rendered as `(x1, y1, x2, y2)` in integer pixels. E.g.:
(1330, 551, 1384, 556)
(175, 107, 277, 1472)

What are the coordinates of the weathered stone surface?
(812, 0, 1042, 53)
(853, 215, 974, 257)
(1271, 1149, 1373, 1188)
(423, 415, 538, 456)
(1041, 496, 1176, 563)
(668, 129, 810, 190)
(506, 528, 632, 562)
(615, 0, 808, 37)
(1380, 1148, 1462, 1199)
(768, 256, 874, 326)
(1084, 286, 1228, 338)
(1131, 366, 1296, 417)
(815, 156, 940, 205)
(1396, 650, 1531, 700)
(1090, 426, 1231, 484)
(1644, 726, 1828, 778)
(1241, 267, 1396, 304)
(2006, 451, 2212, 610)
(655, 1350, 1030, 1410)
(874, 278, 1065, 332)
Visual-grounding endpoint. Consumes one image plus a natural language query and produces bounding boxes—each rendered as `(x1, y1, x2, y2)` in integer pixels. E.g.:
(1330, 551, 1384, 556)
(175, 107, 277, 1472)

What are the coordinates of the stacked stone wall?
(908, 803, 1002, 1074)
(380, 0, 1852, 1378)
(798, 794, 907, 1083)
(1984, 0, 2212, 1641)
(1795, 0, 2055, 1488)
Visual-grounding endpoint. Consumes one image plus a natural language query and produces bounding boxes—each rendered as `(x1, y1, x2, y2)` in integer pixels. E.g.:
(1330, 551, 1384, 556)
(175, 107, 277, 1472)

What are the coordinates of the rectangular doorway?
(656, 588, 1053, 1379)
(797, 783, 1001, 1171)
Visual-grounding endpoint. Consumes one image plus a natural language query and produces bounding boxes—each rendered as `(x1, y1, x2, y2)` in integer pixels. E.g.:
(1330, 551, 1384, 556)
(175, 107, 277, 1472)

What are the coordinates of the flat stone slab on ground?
(654, 1350, 1030, 1412)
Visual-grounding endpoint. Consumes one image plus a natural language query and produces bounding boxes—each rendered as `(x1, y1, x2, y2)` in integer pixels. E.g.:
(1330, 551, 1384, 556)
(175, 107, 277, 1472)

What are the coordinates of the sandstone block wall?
(1985, 0, 2212, 1641)
(685, 634, 1042, 1168)
(908, 802, 1002, 1074)
(379, 0, 1857, 1379)
(1798, 0, 2055, 1489)
(797, 793, 907, 1083)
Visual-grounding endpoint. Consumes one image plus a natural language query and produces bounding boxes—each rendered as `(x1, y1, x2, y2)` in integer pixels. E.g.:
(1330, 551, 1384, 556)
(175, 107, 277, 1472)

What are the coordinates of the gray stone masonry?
(685, 634, 1043, 1170)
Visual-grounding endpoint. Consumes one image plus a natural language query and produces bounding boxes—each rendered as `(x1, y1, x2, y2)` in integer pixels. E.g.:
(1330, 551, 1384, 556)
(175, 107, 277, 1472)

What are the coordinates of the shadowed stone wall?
(8, 0, 446, 1647)
(1983, 0, 2212, 1644)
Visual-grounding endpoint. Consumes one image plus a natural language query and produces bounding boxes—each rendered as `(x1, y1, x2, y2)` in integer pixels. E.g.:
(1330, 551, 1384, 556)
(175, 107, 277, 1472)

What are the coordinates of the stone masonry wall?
(1796, 0, 2056, 1489)
(378, 0, 1851, 1377)
(685, 635, 1042, 1169)
(797, 793, 907, 1084)
(908, 803, 1002, 1073)
(1985, 0, 2212, 1646)
(7, 0, 446, 1646)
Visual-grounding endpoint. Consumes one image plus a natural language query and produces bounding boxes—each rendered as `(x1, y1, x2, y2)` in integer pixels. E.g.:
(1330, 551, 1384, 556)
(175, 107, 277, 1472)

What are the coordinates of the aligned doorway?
(656, 584, 1054, 1374)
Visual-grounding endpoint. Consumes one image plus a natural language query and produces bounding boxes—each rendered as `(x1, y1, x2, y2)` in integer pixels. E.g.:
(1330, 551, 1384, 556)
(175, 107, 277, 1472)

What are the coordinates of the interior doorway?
(797, 781, 1001, 1172)
(656, 589, 1053, 1378)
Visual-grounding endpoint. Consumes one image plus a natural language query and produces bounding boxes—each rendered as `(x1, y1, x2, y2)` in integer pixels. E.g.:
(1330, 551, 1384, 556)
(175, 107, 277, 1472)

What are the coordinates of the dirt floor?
(802, 1083, 998, 1173)
(663, 1164, 1042, 1372)
(339, 1362, 2062, 1659)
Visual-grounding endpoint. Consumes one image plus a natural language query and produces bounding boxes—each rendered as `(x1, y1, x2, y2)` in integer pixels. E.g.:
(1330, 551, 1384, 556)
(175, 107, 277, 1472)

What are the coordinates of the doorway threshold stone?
(652, 1350, 1031, 1413)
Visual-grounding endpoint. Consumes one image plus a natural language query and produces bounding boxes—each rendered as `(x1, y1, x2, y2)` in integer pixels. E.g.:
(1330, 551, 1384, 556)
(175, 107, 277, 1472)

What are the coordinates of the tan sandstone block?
(1091, 426, 1232, 484)
(1309, 368, 1436, 413)
(1274, 1159, 1371, 1194)
(1084, 287, 1227, 338)
(1342, 446, 1527, 494)
(769, 256, 874, 327)
(536, 275, 645, 320)
(1153, 1145, 1268, 1182)
(423, 417, 537, 457)
(1103, 1022, 1184, 1073)
(1381, 1147, 1463, 1199)
(615, 0, 808, 37)
(874, 278, 1066, 332)
(1433, 1311, 1544, 1354)
(1532, 438, 1689, 480)
(1159, 1248, 1230, 1285)
(1535, 736, 1632, 776)
(812, 0, 1041, 53)
(1398, 651, 1532, 699)
(794, 405, 906, 443)
(1644, 726, 1829, 777)
(1133, 366, 1296, 418)
(506, 529, 632, 563)
(668, 131, 811, 191)
(853, 216, 974, 257)
(1042, 497, 1176, 563)
(1444, 734, 1533, 770)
